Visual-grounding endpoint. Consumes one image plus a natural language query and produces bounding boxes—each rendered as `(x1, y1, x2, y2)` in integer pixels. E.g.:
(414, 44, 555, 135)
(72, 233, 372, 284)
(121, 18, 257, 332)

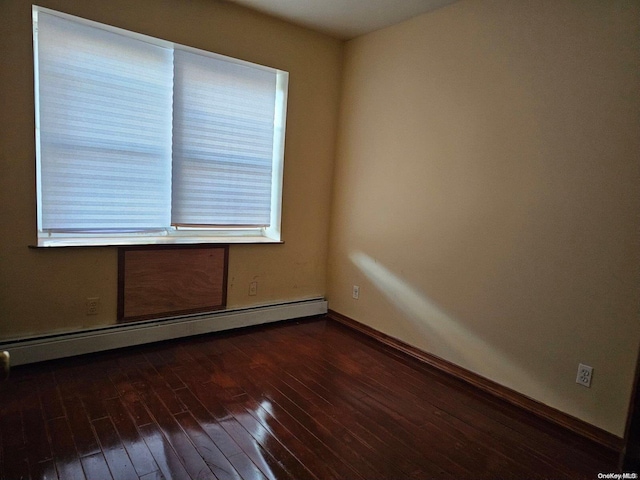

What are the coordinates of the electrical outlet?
(576, 363, 593, 388)
(249, 281, 257, 296)
(352, 285, 360, 300)
(86, 297, 99, 315)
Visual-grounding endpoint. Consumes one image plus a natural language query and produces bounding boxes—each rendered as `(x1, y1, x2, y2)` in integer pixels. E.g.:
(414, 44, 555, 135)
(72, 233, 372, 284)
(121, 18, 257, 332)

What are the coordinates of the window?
(33, 6, 288, 247)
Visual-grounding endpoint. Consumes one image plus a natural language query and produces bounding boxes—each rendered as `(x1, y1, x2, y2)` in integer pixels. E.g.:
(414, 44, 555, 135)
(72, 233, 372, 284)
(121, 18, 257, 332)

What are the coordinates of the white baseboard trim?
(1, 298, 327, 366)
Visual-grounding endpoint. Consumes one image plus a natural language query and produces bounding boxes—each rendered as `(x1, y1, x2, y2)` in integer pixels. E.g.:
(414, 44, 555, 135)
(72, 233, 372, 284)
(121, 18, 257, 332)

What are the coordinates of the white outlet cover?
(576, 363, 593, 388)
(86, 297, 100, 315)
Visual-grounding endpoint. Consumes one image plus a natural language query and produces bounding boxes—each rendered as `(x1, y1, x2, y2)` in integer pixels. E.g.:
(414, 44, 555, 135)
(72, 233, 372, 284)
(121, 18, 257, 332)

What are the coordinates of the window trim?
(32, 5, 288, 248)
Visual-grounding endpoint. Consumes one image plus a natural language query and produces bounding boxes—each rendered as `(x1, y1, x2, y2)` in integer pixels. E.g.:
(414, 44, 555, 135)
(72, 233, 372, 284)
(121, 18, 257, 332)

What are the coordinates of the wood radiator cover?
(118, 245, 228, 323)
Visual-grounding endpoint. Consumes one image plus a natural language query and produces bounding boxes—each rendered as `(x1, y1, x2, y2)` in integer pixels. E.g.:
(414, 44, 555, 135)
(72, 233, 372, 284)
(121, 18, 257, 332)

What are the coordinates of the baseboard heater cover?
(1, 298, 327, 366)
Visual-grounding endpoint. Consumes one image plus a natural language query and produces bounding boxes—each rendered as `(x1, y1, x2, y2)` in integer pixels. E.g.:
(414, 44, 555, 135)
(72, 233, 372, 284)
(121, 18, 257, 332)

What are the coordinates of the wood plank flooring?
(0, 316, 620, 479)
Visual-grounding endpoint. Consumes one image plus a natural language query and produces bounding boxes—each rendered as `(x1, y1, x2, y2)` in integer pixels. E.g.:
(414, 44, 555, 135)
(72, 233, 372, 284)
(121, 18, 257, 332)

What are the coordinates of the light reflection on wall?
(349, 251, 558, 406)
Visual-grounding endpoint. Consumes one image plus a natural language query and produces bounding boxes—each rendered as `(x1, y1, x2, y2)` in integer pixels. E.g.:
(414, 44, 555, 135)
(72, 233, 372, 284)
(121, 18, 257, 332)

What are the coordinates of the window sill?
(31, 235, 284, 248)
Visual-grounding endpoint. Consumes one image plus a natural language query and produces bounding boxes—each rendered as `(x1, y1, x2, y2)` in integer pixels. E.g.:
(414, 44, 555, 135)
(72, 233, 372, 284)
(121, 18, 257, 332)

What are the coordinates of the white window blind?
(33, 6, 288, 246)
(172, 50, 277, 227)
(36, 11, 174, 232)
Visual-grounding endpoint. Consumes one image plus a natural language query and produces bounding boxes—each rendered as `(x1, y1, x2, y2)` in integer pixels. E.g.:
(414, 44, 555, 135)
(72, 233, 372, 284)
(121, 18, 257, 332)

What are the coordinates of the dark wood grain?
(104, 397, 159, 477)
(48, 416, 87, 480)
(0, 316, 621, 480)
(80, 453, 114, 480)
(92, 416, 139, 480)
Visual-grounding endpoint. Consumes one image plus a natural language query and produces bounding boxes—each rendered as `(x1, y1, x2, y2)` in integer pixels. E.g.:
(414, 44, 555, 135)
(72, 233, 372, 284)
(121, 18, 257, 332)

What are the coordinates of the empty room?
(1, 0, 639, 478)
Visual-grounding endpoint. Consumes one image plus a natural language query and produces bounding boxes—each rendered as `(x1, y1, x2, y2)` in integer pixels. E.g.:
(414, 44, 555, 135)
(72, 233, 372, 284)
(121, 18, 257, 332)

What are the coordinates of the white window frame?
(32, 6, 288, 247)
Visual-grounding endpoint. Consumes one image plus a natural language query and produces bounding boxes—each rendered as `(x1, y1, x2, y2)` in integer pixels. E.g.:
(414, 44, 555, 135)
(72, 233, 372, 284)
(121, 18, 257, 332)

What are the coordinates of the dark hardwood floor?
(0, 316, 621, 479)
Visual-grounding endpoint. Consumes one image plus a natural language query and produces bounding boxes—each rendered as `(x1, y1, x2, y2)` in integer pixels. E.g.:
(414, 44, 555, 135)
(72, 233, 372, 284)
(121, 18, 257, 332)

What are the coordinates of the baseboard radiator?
(0, 298, 327, 367)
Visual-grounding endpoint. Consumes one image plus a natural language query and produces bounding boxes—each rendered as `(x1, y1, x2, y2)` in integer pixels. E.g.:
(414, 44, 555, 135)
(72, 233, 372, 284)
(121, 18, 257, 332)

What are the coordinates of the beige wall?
(0, 0, 342, 338)
(328, 0, 640, 436)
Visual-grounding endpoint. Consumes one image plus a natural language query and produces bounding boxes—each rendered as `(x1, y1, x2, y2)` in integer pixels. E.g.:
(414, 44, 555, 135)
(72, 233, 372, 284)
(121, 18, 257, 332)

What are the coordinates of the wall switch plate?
(576, 363, 593, 388)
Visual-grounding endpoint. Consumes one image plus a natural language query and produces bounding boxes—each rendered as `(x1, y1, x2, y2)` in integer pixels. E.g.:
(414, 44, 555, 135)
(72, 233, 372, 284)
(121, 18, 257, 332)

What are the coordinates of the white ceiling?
(225, 0, 459, 39)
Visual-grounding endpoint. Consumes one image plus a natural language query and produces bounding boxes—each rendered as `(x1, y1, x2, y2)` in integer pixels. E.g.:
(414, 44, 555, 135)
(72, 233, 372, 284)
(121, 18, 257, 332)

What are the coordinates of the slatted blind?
(172, 50, 277, 226)
(34, 7, 287, 241)
(36, 12, 174, 231)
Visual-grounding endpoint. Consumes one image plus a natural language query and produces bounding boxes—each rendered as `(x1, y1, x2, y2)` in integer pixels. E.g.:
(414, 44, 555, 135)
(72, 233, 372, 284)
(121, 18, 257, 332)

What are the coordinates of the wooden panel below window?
(118, 245, 228, 322)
